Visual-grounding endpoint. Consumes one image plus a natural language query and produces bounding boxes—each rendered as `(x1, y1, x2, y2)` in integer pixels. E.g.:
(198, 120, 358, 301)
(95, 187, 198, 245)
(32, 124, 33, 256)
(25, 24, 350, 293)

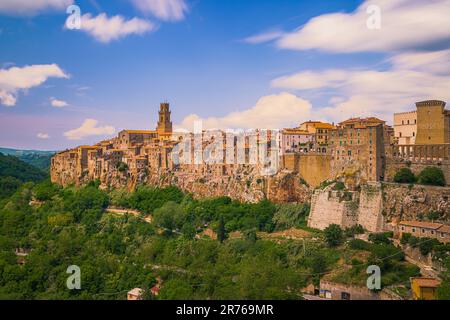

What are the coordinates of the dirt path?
(106, 207, 153, 223)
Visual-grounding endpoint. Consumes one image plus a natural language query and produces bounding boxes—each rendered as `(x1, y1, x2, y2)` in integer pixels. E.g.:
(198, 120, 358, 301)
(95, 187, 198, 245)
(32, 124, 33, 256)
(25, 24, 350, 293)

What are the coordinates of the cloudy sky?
(0, 0, 449, 150)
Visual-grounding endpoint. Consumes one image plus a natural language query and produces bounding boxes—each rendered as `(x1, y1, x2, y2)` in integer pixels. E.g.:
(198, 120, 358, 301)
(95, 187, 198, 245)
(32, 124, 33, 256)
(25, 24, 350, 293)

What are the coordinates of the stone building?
(398, 221, 450, 244)
(394, 111, 417, 145)
(51, 102, 176, 188)
(394, 100, 449, 145)
(330, 117, 388, 183)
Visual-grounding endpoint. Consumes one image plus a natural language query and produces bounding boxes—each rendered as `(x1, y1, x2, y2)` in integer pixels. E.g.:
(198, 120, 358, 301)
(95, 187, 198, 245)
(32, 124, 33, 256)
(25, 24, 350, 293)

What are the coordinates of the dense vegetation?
(1, 179, 443, 300)
(0, 153, 48, 200)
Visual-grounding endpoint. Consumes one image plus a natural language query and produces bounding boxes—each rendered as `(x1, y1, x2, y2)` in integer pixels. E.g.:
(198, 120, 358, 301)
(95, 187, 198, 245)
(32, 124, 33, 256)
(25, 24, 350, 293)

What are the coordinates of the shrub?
(368, 232, 393, 245)
(349, 239, 371, 251)
(400, 233, 412, 245)
(324, 224, 343, 247)
(333, 182, 345, 191)
(417, 167, 446, 186)
(419, 238, 440, 256)
(393, 168, 416, 184)
(344, 224, 365, 238)
(408, 236, 420, 248)
(427, 211, 440, 221)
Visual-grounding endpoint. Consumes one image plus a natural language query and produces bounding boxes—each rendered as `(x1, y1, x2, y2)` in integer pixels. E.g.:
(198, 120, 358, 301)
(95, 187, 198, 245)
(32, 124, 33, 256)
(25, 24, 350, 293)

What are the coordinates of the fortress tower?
(415, 100, 449, 144)
(156, 102, 173, 136)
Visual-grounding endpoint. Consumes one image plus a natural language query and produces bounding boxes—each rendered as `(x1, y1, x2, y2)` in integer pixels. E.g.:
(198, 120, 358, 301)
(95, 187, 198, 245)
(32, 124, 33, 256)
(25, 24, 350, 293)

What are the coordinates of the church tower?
(157, 102, 173, 135)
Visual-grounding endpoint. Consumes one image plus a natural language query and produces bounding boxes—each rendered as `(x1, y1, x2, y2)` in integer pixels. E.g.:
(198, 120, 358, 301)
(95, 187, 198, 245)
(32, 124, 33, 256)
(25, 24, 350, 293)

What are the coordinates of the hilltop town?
(51, 99, 450, 234)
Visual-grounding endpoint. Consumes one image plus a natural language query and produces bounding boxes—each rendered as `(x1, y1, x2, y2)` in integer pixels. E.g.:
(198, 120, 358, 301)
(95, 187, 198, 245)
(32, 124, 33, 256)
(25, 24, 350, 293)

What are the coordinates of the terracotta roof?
(128, 288, 142, 296)
(411, 278, 441, 288)
(399, 221, 443, 230)
(122, 130, 157, 134)
(438, 225, 450, 234)
(282, 129, 311, 135)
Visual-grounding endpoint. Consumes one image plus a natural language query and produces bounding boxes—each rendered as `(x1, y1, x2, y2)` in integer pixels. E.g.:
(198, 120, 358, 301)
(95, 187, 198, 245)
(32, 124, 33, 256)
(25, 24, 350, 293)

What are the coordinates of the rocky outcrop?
(308, 182, 450, 232)
(381, 183, 450, 223)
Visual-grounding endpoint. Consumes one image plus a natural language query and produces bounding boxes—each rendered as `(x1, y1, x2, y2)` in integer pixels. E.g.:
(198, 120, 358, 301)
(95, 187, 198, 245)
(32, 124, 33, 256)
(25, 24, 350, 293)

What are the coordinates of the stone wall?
(358, 183, 384, 232)
(299, 154, 332, 188)
(320, 281, 402, 300)
(308, 186, 359, 230)
(308, 182, 450, 232)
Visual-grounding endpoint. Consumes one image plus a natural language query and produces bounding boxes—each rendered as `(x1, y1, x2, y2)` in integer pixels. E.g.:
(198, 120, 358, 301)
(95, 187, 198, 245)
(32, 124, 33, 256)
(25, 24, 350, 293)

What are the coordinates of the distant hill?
(0, 147, 55, 171)
(0, 152, 48, 182)
(0, 152, 49, 199)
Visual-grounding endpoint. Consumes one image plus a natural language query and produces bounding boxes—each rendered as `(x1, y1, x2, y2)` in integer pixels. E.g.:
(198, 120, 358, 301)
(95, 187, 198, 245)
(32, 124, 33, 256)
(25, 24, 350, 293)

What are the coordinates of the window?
(413, 132, 415, 137)
(422, 229, 426, 234)
(412, 228, 416, 233)
(401, 226, 405, 231)
(341, 292, 351, 300)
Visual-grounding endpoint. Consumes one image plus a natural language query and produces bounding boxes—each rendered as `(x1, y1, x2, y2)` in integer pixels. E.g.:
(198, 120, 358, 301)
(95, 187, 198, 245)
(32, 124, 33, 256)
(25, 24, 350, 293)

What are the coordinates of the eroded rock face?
(381, 183, 450, 222)
(93, 165, 312, 204)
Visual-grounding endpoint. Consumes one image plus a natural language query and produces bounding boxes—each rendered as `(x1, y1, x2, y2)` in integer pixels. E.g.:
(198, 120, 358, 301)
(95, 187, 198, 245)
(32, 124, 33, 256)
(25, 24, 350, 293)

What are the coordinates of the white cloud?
(50, 97, 68, 108)
(130, 0, 188, 21)
(0, 64, 68, 107)
(243, 30, 284, 44)
(176, 92, 314, 130)
(37, 133, 50, 139)
(271, 51, 450, 122)
(276, 0, 450, 53)
(64, 119, 115, 140)
(78, 13, 156, 43)
(0, 0, 73, 15)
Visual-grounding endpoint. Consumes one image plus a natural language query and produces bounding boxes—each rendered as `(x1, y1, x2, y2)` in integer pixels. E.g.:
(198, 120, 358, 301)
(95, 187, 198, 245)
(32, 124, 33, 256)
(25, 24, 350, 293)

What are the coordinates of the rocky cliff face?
(94, 165, 312, 204)
(381, 183, 450, 223)
(308, 182, 450, 232)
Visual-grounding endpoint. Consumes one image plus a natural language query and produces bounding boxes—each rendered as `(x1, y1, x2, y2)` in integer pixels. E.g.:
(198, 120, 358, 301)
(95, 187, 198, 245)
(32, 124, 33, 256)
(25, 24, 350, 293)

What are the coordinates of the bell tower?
(157, 102, 173, 135)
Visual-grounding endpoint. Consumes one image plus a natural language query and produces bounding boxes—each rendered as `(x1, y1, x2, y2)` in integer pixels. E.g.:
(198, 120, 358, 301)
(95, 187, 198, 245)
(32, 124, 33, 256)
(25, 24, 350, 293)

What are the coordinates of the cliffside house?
(399, 221, 450, 243)
(127, 288, 142, 300)
(410, 277, 441, 300)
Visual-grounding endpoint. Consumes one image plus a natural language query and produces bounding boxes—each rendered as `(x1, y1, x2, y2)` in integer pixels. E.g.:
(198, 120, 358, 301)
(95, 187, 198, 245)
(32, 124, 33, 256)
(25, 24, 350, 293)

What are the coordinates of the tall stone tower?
(415, 100, 449, 144)
(157, 102, 173, 135)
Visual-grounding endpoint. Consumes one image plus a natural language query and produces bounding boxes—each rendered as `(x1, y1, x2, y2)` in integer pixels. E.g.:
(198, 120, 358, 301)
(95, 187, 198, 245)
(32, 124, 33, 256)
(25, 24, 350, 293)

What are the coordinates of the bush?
(349, 239, 371, 251)
(417, 167, 446, 186)
(344, 224, 365, 238)
(333, 182, 345, 191)
(400, 233, 412, 245)
(393, 168, 416, 184)
(427, 211, 440, 221)
(368, 232, 393, 245)
(324, 224, 343, 247)
(419, 238, 440, 256)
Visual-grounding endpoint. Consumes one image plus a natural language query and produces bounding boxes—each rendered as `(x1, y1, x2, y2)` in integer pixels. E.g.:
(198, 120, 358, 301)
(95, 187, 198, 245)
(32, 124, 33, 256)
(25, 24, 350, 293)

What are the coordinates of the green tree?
(393, 168, 416, 184)
(217, 216, 227, 243)
(438, 257, 450, 300)
(324, 224, 343, 247)
(417, 167, 446, 186)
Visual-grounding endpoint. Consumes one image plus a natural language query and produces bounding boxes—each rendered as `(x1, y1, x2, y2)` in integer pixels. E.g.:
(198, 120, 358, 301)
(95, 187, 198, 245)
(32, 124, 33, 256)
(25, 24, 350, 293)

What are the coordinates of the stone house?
(398, 221, 450, 243)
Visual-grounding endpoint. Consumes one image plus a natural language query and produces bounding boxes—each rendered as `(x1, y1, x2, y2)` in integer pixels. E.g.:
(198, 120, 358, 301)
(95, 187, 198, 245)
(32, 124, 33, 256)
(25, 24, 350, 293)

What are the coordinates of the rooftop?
(411, 277, 441, 288)
(399, 221, 443, 230)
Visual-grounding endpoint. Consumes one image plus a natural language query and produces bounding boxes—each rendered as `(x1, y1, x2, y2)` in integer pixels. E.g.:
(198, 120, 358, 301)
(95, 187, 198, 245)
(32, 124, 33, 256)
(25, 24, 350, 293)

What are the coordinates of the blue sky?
(0, 0, 449, 150)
